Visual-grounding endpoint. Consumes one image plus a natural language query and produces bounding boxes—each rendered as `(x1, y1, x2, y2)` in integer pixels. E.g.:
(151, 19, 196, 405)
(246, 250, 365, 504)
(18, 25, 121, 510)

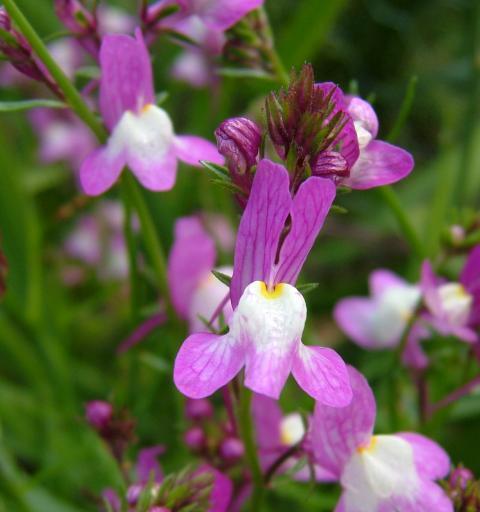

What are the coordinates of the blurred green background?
(0, 0, 479, 510)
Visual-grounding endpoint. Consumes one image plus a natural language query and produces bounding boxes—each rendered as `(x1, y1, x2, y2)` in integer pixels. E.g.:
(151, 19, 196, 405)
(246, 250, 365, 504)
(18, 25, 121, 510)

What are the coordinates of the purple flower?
(85, 400, 113, 431)
(79, 29, 222, 196)
(311, 366, 453, 512)
(421, 246, 480, 343)
(215, 117, 261, 175)
(174, 159, 352, 404)
(167, 216, 233, 332)
(337, 95, 414, 189)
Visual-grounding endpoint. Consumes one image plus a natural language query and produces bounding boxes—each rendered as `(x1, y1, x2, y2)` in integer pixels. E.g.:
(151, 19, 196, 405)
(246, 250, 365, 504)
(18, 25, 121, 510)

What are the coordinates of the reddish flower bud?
(184, 427, 205, 452)
(219, 437, 244, 463)
(85, 400, 113, 431)
(215, 117, 261, 175)
(185, 398, 213, 421)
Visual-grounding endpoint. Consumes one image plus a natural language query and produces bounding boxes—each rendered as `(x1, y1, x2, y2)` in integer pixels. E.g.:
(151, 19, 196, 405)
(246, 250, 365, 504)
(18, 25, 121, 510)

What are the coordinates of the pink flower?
(337, 95, 414, 189)
(174, 159, 352, 404)
(311, 366, 453, 512)
(421, 246, 480, 343)
(167, 216, 233, 332)
(80, 29, 222, 196)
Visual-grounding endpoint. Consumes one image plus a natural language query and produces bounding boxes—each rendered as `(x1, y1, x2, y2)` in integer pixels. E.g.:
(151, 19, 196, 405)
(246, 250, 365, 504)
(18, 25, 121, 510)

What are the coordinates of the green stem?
(377, 186, 425, 260)
(237, 386, 264, 510)
(120, 178, 141, 322)
(122, 173, 176, 322)
(4, 0, 177, 322)
(2, 0, 106, 142)
(259, 7, 289, 86)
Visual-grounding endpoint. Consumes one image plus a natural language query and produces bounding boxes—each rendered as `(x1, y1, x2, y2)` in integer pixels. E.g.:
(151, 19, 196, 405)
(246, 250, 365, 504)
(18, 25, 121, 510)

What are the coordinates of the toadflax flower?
(80, 29, 222, 196)
(311, 365, 453, 512)
(337, 95, 414, 190)
(421, 245, 480, 343)
(168, 215, 233, 332)
(334, 269, 429, 369)
(174, 158, 352, 404)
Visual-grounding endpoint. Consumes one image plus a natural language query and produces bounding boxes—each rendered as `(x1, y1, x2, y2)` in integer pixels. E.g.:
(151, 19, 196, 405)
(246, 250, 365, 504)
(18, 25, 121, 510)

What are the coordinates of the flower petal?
(79, 145, 125, 196)
(344, 95, 379, 139)
(311, 366, 375, 478)
(341, 140, 414, 190)
(274, 177, 336, 285)
(369, 269, 409, 297)
(334, 297, 379, 349)
(251, 393, 283, 453)
(396, 432, 450, 481)
(197, 0, 264, 31)
(402, 321, 429, 370)
(173, 134, 224, 166)
(174, 332, 244, 398)
(136, 445, 165, 484)
(199, 465, 233, 512)
(128, 147, 178, 191)
(292, 344, 352, 405)
(99, 29, 154, 130)
(230, 159, 291, 307)
(385, 481, 453, 512)
(420, 260, 443, 317)
(168, 216, 216, 319)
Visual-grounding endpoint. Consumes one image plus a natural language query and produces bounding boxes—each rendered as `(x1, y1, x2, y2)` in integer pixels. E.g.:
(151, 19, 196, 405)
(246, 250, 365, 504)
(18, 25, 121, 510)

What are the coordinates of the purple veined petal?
(384, 481, 453, 512)
(79, 145, 125, 196)
(396, 432, 450, 481)
(136, 445, 165, 484)
(340, 140, 414, 190)
(168, 216, 216, 319)
(424, 313, 478, 344)
(195, 464, 233, 512)
(230, 159, 291, 308)
(311, 365, 376, 478)
(292, 344, 352, 405)
(251, 393, 283, 453)
(195, 0, 264, 31)
(344, 95, 379, 139)
(174, 332, 244, 398)
(173, 134, 224, 167)
(99, 28, 155, 131)
(334, 297, 382, 349)
(274, 177, 336, 285)
(369, 269, 409, 297)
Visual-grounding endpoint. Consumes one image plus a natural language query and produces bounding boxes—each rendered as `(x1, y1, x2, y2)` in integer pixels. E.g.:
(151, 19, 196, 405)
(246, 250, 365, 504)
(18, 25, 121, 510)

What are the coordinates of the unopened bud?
(126, 484, 143, 506)
(184, 427, 205, 451)
(219, 437, 244, 463)
(450, 466, 474, 489)
(85, 400, 113, 431)
(215, 117, 261, 175)
(185, 398, 213, 421)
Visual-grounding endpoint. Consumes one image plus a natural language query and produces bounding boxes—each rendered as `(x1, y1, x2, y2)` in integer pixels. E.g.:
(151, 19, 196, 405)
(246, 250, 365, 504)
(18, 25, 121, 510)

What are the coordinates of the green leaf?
(216, 67, 274, 81)
(0, 99, 66, 112)
(200, 160, 230, 179)
(330, 204, 348, 214)
(74, 66, 100, 80)
(155, 91, 169, 106)
(211, 270, 231, 287)
(296, 282, 319, 295)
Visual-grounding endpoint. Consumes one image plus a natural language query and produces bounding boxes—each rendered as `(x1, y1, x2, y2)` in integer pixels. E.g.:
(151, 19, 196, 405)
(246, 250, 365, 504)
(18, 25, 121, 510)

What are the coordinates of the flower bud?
(185, 398, 213, 421)
(450, 466, 474, 489)
(219, 437, 244, 463)
(184, 427, 205, 452)
(54, 0, 95, 33)
(0, 8, 46, 82)
(54, 0, 99, 57)
(215, 117, 261, 175)
(126, 483, 143, 506)
(85, 400, 113, 431)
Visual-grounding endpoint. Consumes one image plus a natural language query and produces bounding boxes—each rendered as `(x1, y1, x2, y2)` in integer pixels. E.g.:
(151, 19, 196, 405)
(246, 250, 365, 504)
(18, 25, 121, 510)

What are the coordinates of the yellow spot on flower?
(141, 103, 153, 114)
(357, 436, 378, 454)
(259, 281, 284, 299)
